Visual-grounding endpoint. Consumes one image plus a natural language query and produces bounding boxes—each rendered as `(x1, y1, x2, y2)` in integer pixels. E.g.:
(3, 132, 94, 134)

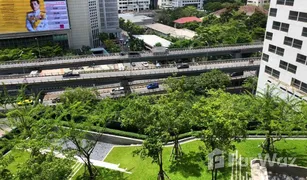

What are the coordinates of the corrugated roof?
(145, 23, 196, 39)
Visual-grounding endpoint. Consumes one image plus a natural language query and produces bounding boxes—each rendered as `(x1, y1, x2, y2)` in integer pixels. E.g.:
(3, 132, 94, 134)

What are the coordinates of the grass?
(104, 140, 307, 180)
(71, 166, 127, 180)
(5, 150, 30, 174)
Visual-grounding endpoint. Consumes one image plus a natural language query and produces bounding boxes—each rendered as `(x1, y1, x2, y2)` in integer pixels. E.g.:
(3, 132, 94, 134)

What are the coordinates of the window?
(284, 37, 293, 46)
(277, 0, 294, 6)
(279, 60, 288, 70)
(272, 21, 281, 30)
(269, 44, 276, 53)
(302, 27, 307, 37)
(292, 78, 307, 93)
(296, 54, 307, 64)
(268, 44, 284, 56)
(276, 47, 285, 56)
(289, 11, 298, 20)
(281, 23, 289, 32)
(269, 8, 277, 17)
(289, 11, 307, 23)
(284, 36, 303, 49)
(265, 66, 280, 79)
(272, 21, 289, 32)
(265, 31, 273, 40)
(262, 53, 269, 62)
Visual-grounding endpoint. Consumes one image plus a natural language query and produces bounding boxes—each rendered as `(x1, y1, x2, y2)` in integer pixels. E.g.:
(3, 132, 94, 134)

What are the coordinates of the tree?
(98, 32, 109, 43)
(251, 27, 265, 40)
(192, 90, 248, 180)
(154, 42, 162, 47)
(250, 86, 301, 157)
(157, 90, 193, 160)
(103, 39, 121, 53)
(245, 11, 267, 30)
(60, 87, 99, 106)
(242, 76, 258, 94)
(204, 2, 223, 12)
(134, 125, 169, 180)
(129, 38, 145, 51)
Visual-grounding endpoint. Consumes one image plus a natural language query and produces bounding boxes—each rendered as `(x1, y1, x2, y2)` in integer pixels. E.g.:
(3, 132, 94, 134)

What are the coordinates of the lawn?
(5, 150, 30, 174)
(71, 166, 126, 180)
(104, 140, 307, 180)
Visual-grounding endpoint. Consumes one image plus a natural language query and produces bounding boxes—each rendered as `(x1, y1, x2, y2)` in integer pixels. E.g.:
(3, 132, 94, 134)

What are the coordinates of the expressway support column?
(234, 52, 242, 59)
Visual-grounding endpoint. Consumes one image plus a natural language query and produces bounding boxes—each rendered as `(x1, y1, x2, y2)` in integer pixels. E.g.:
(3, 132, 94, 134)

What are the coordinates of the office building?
(118, 0, 150, 13)
(257, 0, 307, 100)
(172, 0, 203, 9)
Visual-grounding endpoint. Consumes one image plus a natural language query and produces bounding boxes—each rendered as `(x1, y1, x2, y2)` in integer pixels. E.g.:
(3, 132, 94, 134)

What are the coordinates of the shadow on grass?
(75, 168, 128, 180)
(274, 148, 307, 167)
(168, 151, 204, 178)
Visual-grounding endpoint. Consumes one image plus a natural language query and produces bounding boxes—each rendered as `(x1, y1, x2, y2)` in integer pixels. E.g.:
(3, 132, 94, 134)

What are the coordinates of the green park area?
(5, 140, 307, 180)
(102, 140, 307, 180)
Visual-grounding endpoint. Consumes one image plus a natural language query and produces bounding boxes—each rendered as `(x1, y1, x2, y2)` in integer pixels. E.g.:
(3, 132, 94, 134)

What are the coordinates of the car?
(110, 87, 125, 95)
(142, 62, 149, 67)
(17, 99, 33, 106)
(128, 52, 140, 56)
(120, 52, 126, 56)
(52, 98, 61, 103)
(62, 71, 80, 78)
(230, 71, 244, 77)
(177, 63, 189, 69)
(131, 62, 136, 67)
(156, 62, 161, 68)
(147, 82, 159, 89)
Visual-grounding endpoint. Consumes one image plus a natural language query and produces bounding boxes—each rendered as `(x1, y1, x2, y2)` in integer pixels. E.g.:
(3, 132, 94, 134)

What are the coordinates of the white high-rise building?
(247, 0, 270, 6)
(257, 0, 307, 101)
(158, 0, 172, 7)
(172, 0, 203, 9)
(67, 0, 120, 49)
(118, 0, 150, 13)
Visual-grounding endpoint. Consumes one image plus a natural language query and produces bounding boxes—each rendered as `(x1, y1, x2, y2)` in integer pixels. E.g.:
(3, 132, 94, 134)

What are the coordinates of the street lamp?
(35, 38, 41, 59)
(205, 41, 210, 61)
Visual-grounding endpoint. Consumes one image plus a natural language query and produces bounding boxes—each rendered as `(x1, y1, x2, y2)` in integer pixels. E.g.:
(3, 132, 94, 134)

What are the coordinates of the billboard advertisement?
(0, 0, 70, 34)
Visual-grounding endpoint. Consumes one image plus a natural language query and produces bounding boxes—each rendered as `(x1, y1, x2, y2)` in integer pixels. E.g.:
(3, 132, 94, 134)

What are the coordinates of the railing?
(0, 59, 261, 85)
(0, 43, 263, 66)
(0, 58, 261, 80)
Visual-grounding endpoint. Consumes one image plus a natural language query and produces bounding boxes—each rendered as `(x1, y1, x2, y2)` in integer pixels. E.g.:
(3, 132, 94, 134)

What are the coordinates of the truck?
(151, 47, 169, 55)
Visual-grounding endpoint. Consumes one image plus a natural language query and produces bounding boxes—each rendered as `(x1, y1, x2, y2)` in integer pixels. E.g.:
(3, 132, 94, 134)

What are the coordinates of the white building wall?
(118, 0, 150, 13)
(172, 0, 203, 9)
(247, 0, 270, 6)
(158, 0, 172, 7)
(257, 0, 307, 101)
(67, 0, 92, 49)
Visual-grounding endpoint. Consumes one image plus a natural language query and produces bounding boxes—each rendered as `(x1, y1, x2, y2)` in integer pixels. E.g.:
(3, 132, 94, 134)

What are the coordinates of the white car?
(110, 87, 125, 95)
(142, 62, 149, 67)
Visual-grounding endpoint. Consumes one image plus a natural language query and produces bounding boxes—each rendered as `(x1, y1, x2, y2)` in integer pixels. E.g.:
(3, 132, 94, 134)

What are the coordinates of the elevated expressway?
(0, 58, 261, 93)
(0, 43, 263, 75)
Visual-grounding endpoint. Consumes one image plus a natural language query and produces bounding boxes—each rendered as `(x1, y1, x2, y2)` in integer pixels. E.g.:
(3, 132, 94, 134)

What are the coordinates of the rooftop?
(212, 5, 268, 17)
(119, 13, 154, 25)
(173, 16, 202, 24)
(145, 23, 196, 39)
(133, 35, 172, 48)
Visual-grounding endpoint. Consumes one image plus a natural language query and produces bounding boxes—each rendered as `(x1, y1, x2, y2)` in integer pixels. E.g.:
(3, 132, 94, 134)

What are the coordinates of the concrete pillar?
(234, 53, 242, 59)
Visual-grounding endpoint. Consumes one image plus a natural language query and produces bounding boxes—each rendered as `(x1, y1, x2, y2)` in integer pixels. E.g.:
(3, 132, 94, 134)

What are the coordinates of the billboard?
(0, 0, 70, 34)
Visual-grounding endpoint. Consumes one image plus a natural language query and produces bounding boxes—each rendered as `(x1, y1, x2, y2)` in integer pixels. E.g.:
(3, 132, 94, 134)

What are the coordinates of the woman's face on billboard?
(31, 1, 40, 11)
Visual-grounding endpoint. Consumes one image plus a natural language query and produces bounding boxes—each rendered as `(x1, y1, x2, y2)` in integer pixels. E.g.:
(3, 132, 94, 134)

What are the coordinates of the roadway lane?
(0, 59, 260, 85)
(0, 43, 263, 71)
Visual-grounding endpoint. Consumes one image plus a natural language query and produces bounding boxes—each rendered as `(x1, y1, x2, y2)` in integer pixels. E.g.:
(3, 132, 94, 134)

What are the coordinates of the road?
(0, 43, 263, 72)
(0, 58, 260, 85)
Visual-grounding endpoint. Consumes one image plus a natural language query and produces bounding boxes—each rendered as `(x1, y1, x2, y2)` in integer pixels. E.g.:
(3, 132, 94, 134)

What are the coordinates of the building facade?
(257, 0, 307, 101)
(247, 0, 270, 6)
(172, 0, 203, 9)
(158, 0, 172, 8)
(68, 0, 120, 49)
(118, 0, 150, 13)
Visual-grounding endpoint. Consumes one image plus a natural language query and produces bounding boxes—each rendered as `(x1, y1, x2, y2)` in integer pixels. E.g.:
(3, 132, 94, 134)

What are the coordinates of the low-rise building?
(118, 0, 150, 13)
(133, 35, 172, 49)
(145, 23, 196, 39)
(247, 0, 270, 6)
(119, 13, 154, 26)
(173, 16, 202, 28)
(172, 0, 203, 9)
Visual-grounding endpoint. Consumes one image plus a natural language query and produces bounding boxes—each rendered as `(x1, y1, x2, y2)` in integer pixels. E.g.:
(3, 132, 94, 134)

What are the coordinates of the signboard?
(0, 0, 70, 34)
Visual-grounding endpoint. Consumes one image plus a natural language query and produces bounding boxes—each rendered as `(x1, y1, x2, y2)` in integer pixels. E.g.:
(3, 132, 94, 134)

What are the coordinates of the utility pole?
(35, 38, 41, 58)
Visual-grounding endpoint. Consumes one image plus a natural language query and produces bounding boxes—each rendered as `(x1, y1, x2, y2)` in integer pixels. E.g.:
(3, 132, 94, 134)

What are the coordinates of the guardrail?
(0, 57, 260, 80)
(0, 43, 263, 66)
(0, 59, 260, 85)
